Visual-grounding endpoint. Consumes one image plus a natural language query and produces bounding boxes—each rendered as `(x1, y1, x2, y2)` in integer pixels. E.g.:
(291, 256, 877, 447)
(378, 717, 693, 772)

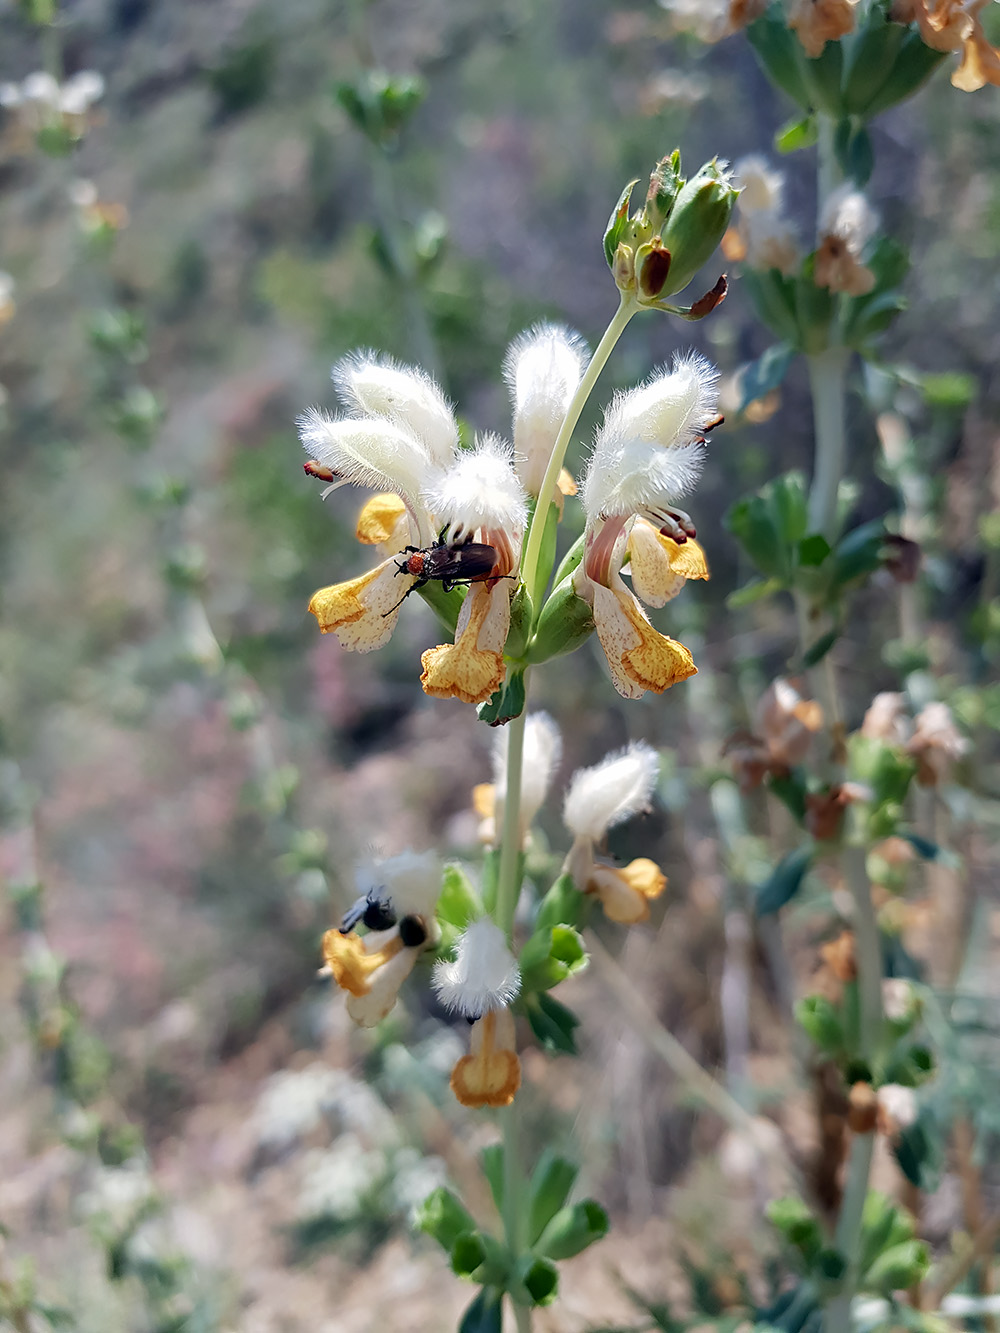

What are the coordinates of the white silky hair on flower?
(298, 408, 438, 505)
(504, 323, 588, 488)
(584, 436, 706, 521)
(492, 711, 562, 826)
(581, 353, 718, 520)
(431, 917, 521, 1018)
(563, 741, 660, 840)
(358, 849, 441, 922)
(422, 434, 528, 541)
(331, 351, 458, 472)
(819, 183, 877, 252)
(733, 155, 786, 215)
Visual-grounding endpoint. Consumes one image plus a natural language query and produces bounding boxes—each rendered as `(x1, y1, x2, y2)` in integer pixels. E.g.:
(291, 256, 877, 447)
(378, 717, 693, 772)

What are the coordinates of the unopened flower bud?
(527, 580, 595, 664)
(658, 160, 739, 297)
(644, 148, 684, 232)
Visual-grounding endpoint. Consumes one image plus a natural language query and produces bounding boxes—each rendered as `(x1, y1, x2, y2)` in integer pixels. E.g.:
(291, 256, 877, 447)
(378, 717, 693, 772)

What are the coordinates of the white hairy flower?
(20, 71, 60, 105)
(877, 1084, 918, 1132)
(581, 352, 719, 521)
(563, 741, 660, 841)
(358, 849, 441, 922)
(432, 917, 521, 1018)
(819, 183, 877, 255)
(882, 978, 916, 1023)
(297, 409, 437, 506)
(331, 351, 458, 472)
(59, 70, 105, 115)
(734, 155, 786, 215)
(492, 710, 562, 836)
(422, 434, 527, 544)
(503, 323, 588, 496)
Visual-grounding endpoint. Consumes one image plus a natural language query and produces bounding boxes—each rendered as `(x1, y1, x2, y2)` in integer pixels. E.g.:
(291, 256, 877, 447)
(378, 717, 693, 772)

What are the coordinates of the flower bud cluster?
(603, 151, 737, 315)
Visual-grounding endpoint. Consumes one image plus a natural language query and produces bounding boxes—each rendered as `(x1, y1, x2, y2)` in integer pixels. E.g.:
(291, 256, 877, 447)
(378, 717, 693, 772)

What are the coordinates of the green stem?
(827, 1131, 876, 1333)
(502, 1104, 532, 1333)
(519, 293, 636, 598)
(806, 347, 849, 543)
(494, 698, 528, 940)
(806, 116, 882, 1333)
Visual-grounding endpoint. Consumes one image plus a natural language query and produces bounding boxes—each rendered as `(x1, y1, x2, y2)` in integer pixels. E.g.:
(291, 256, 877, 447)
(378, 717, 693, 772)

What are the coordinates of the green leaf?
(833, 117, 874, 188)
(527, 1151, 579, 1244)
(416, 1188, 478, 1252)
(755, 845, 813, 916)
(551, 533, 586, 589)
(893, 1121, 931, 1189)
(801, 39, 845, 116)
(796, 995, 844, 1056)
(535, 874, 586, 932)
(480, 1145, 504, 1215)
(451, 1232, 487, 1278)
(438, 864, 483, 931)
(766, 1196, 823, 1264)
(518, 925, 588, 992)
(746, 11, 813, 108)
(802, 627, 839, 667)
(604, 178, 639, 268)
(724, 472, 809, 583)
(726, 576, 783, 609)
(459, 1287, 504, 1333)
(477, 670, 526, 727)
(767, 770, 808, 822)
(526, 501, 560, 617)
(739, 342, 795, 412)
(864, 1240, 929, 1293)
(742, 268, 800, 342)
(517, 1255, 559, 1306)
(798, 534, 831, 567)
(831, 518, 886, 588)
(899, 831, 941, 861)
(775, 114, 818, 154)
(537, 1199, 610, 1260)
(524, 992, 580, 1055)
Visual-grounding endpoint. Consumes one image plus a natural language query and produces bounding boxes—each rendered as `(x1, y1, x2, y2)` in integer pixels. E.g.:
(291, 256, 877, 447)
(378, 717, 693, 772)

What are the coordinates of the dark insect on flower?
(383, 535, 500, 616)
(398, 915, 429, 948)
(339, 887, 397, 935)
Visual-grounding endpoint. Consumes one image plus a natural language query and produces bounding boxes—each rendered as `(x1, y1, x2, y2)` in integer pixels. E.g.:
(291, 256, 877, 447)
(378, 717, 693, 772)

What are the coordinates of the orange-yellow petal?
(592, 582, 697, 699)
(588, 858, 667, 924)
(627, 520, 710, 609)
(308, 558, 409, 651)
(557, 468, 578, 498)
(472, 783, 495, 819)
(663, 535, 709, 580)
(322, 929, 403, 997)
(420, 581, 509, 704)
(356, 492, 408, 546)
(346, 947, 419, 1027)
(450, 1009, 521, 1108)
(953, 26, 1000, 90)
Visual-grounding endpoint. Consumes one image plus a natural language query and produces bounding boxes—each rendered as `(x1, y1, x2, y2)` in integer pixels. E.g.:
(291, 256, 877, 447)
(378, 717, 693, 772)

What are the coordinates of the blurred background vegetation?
(1, 0, 999, 1328)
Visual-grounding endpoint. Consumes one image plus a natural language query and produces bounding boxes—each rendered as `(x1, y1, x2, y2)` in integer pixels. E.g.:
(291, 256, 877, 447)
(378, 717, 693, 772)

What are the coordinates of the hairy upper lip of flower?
(571, 352, 719, 698)
(299, 351, 530, 700)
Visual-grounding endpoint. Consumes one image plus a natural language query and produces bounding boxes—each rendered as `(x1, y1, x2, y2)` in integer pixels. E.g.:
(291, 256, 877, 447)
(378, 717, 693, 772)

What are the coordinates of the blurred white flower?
(563, 742, 667, 924)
